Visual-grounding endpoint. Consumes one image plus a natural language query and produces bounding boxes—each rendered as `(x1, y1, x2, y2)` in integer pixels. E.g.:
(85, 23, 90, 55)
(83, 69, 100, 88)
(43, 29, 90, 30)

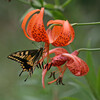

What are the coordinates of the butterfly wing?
(7, 48, 43, 81)
(7, 49, 38, 63)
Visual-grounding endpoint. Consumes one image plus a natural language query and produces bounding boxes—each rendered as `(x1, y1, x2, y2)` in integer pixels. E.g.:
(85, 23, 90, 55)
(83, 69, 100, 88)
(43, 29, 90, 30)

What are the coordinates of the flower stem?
(77, 48, 100, 53)
(71, 22, 100, 26)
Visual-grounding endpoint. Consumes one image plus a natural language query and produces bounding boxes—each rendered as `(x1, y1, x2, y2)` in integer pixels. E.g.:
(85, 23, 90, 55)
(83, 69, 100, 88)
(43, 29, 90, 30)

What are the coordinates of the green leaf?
(61, 97, 80, 100)
(44, 10, 53, 17)
(61, 0, 72, 8)
(38, 0, 43, 6)
(84, 40, 100, 100)
(50, 10, 65, 20)
(68, 77, 95, 100)
(85, 51, 100, 100)
(44, 4, 55, 9)
(96, 67, 100, 97)
(85, 51, 96, 89)
(31, 0, 41, 7)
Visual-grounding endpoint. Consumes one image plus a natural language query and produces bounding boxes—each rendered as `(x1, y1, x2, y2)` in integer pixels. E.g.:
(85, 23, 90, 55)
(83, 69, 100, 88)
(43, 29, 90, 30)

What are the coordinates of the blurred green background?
(0, 0, 100, 100)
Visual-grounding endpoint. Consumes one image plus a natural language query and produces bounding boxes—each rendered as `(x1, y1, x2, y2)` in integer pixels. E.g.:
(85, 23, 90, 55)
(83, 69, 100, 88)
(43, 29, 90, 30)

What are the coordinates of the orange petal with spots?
(27, 14, 38, 38)
(52, 20, 75, 46)
(66, 23, 75, 45)
(30, 8, 49, 43)
(51, 54, 68, 66)
(21, 9, 40, 41)
(62, 53, 89, 76)
(47, 26, 62, 43)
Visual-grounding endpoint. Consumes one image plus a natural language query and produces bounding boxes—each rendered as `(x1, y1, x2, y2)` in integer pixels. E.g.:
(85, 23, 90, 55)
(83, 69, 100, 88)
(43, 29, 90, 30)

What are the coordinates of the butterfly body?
(7, 48, 43, 80)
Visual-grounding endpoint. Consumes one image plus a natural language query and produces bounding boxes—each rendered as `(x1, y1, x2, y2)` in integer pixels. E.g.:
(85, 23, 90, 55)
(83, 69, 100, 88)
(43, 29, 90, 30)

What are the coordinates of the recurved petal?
(47, 20, 64, 26)
(50, 47, 68, 56)
(27, 14, 38, 38)
(66, 22, 75, 45)
(39, 47, 68, 63)
(47, 26, 62, 43)
(62, 53, 89, 76)
(30, 8, 49, 43)
(52, 20, 74, 46)
(21, 9, 40, 41)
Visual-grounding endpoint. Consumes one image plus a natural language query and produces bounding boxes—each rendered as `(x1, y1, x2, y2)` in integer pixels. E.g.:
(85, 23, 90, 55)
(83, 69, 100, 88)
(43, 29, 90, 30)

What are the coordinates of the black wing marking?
(7, 48, 44, 81)
(7, 49, 39, 63)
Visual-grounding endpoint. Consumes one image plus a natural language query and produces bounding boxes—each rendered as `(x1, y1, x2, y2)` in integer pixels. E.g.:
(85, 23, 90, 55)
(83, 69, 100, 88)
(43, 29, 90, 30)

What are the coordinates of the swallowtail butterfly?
(7, 47, 43, 81)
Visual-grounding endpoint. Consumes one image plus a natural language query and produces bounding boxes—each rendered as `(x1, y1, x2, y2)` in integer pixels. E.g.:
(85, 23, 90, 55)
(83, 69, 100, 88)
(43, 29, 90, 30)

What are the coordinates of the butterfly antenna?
(19, 70, 24, 77)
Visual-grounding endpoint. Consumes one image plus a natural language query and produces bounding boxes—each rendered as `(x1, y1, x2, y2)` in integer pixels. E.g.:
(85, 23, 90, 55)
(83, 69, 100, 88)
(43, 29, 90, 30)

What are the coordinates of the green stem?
(71, 22, 100, 26)
(77, 48, 100, 53)
(61, 0, 72, 8)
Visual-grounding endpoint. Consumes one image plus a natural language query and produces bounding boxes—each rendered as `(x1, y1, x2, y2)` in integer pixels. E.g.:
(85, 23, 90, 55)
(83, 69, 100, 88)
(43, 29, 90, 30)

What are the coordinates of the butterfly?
(7, 47, 44, 81)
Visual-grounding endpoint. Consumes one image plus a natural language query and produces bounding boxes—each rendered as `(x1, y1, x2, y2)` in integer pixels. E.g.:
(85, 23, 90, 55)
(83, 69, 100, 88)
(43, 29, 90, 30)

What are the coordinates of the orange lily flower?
(21, 7, 75, 51)
(21, 8, 49, 43)
(47, 20, 75, 46)
(42, 48, 89, 88)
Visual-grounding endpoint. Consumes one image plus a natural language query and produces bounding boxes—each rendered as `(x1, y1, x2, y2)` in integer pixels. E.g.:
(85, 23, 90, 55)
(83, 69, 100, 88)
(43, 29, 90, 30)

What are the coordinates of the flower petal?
(51, 20, 74, 46)
(21, 9, 40, 41)
(39, 48, 68, 63)
(47, 20, 64, 26)
(62, 53, 89, 76)
(50, 48, 68, 56)
(30, 8, 49, 43)
(27, 14, 38, 38)
(47, 26, 62, 43)
(52, 54, 68, 66)
(66, 22, 75, 45)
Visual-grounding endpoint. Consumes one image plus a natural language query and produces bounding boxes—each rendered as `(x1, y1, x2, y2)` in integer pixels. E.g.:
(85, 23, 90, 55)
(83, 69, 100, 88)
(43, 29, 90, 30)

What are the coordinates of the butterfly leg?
(24, 75, 29, 82)
(19, 70, 24, 77)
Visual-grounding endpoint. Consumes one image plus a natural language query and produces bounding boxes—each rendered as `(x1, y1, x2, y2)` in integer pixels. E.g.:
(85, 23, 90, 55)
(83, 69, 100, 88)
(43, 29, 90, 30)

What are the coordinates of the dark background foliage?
(0, 0, 100, 100)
